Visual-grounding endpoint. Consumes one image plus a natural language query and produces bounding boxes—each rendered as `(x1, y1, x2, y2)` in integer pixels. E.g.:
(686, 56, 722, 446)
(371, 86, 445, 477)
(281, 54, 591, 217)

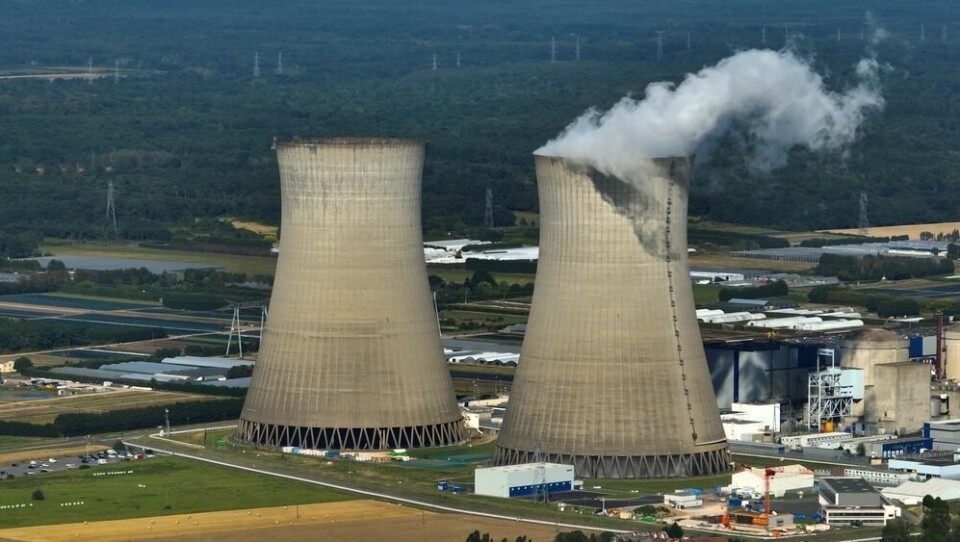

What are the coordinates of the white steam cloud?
(538, 48, 884, 178)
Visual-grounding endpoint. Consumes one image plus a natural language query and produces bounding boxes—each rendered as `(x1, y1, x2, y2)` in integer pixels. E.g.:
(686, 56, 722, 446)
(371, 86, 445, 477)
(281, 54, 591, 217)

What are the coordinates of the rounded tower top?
(840, 327, 907, 348)
(275, 137, 426, 149)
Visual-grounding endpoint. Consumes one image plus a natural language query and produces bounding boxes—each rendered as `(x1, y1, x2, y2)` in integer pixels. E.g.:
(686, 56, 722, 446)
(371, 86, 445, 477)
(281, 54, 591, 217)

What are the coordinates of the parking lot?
(0, 448, 156, 480)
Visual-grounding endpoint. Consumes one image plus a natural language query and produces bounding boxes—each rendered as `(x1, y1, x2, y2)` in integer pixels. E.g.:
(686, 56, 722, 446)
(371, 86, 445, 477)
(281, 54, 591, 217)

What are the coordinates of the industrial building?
(865, 362, 931, 435)
(494, 155, 729, 479)
(881, 478, 960, 505)
(923, 418, 960, 451)
(865, 437, 933, 459)
(780, 431, 852, 451)
(474, 463, 575, 498)
(839, 329, 910, 389)
(236, 138, 466, 450)
(728, 464, 814, 497)
(888, 458, 960, 480)
(818, 478, 901, 526)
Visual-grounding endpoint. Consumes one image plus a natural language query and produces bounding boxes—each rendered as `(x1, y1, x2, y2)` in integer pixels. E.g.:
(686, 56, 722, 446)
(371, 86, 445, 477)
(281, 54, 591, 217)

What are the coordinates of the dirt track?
(0, 500, 578, 542)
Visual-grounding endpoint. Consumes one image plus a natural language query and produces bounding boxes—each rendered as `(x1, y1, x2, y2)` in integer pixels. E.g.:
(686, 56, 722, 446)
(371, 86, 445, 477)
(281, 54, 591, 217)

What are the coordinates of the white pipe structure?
(746, 316, 822, 329)
(794, 319, 864, 331)
(701, 313, 766, 324)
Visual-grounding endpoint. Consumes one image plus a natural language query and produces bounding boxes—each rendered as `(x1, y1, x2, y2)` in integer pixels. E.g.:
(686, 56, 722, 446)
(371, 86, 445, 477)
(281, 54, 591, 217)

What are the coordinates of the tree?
(663, 522, 683, 539)
(13, 356, 33, 373)
(921, 495, 950, 542)
(112, 440, 126, 452)
(881, 519, 913, 542)
(856, 443, 866, 456)
(31, 489, 45, 500)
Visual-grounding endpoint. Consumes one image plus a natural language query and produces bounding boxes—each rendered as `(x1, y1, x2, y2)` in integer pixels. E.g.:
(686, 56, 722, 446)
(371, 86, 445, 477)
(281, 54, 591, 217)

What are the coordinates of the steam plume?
(538, 48, 884, 177)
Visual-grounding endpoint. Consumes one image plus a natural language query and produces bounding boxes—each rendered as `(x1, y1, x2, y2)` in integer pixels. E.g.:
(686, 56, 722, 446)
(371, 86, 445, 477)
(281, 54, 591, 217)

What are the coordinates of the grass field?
(692, 283, 719, 304)
(40, 241, 278, 276)
(442, 309, 527, 326)
(690, 251, 816, 273)
(0, 389, 227, 424)
(0, 457, 351, 528)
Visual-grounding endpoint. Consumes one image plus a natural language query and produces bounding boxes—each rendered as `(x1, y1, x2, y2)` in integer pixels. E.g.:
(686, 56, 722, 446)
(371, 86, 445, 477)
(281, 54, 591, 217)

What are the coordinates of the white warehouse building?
(474, 463, 576, 498)
(729, 464, 814, 497)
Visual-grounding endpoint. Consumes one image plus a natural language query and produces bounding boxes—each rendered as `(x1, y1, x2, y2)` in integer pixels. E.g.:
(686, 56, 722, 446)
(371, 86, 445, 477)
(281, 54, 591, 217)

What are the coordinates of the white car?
(65, 464, 76, 469)
(48, 458, 57, 463)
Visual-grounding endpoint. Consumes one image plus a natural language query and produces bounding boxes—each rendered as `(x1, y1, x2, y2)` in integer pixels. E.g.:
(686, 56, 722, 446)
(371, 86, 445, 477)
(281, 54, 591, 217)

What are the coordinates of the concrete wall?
(868, 362, 931, 435)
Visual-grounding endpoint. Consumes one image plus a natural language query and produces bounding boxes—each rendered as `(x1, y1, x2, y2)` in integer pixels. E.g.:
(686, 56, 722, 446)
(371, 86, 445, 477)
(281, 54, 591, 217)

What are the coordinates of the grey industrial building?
(236, 138, 466, 450)
(819, 477, 900, 526)
(495, 155, 729, 479)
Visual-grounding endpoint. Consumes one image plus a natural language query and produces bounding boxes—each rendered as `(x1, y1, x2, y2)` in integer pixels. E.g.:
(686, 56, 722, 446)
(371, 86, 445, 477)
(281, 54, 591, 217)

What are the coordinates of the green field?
(0, 457, 351, 528)
(692, 283, 720, 305)
(40, 241, 278, 276)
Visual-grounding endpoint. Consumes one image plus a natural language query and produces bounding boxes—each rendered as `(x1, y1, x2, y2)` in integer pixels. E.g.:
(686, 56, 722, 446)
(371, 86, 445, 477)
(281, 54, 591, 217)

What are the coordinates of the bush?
(13, 357, 33, 372)
(32, 489, 44, 501)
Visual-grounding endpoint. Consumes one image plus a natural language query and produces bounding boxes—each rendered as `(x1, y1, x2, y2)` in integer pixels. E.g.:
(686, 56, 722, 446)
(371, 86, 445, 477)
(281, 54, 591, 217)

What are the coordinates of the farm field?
(0, 500, 581, 542)
(40, 241, 278, 277)
(689, 252, 816, 273)
(0, 389, 225, 424)
(821, 221, 960, 240)
(0, 457, 352, 529)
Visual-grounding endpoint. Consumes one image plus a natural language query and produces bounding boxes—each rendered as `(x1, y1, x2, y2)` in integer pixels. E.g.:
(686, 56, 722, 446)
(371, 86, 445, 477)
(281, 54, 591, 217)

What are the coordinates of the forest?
(0, 0, 958, 241)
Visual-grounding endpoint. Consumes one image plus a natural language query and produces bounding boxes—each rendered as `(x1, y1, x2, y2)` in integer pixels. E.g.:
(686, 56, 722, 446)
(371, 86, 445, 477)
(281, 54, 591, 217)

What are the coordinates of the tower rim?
(275, 137, 426, 148)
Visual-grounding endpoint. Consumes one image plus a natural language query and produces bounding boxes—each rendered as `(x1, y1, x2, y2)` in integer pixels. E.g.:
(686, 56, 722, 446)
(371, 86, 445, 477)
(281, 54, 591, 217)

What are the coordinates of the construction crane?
(763, 467, 776, 522)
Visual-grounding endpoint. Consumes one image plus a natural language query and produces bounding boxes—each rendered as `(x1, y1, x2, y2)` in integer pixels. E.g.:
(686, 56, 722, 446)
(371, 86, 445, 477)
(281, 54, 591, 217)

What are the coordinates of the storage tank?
(944, 324, 960, 382)
(494, 155, 730, 479)
(839, 328, 909, 387)
(236, 138, 466, 450)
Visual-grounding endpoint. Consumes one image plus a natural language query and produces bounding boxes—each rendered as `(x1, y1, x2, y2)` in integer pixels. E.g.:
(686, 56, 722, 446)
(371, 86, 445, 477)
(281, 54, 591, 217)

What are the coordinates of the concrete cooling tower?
(494, 155, 730, 479)
(236, 138, 466, 450)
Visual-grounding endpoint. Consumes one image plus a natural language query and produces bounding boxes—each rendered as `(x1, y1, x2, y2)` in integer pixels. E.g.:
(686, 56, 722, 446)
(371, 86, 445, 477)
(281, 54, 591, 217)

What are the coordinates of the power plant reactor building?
(494, 155, 731, 479)
(236, 138, 466, 450)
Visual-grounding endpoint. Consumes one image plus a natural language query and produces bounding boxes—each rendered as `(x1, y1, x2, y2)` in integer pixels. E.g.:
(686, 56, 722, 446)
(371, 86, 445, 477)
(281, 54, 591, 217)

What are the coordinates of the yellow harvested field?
(0, 444, 108, 465)
(821, 221, 960, 239)
(229, 219, 278, 236)
(0, 389, 222, 422)
(0, 500, 582, 542)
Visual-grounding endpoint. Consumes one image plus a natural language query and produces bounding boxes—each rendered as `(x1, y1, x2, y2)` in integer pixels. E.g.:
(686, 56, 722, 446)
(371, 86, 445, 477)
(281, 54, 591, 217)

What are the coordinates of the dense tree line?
(799, 235, 904, 248)
(808, 285, 920, 317)
(0, 399, 243, 437)
(0, 320, 166, 354)
(688, 229, 788, 249)
(431, 271, 534, 307)
(718, 280, 788, 302)
(815, 254, 954, 282)
(0, 2, 957, 243)
(463, 259, 538, 275)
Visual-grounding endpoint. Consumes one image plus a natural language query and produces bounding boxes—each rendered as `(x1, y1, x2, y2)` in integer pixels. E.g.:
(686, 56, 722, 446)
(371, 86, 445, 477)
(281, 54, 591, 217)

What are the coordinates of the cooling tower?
(494, 155, 730, 479)
(236, 138, 466, 450)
